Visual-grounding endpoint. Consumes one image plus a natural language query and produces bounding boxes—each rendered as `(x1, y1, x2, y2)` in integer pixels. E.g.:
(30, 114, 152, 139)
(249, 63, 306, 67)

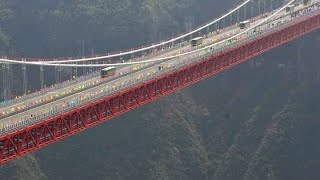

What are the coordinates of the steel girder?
(0, 13, 319, 164)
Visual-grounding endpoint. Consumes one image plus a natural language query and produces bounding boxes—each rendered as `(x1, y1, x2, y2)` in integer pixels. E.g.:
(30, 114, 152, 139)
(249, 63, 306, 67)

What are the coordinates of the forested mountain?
(0, 0, 320, 179)
(0, 0, 233, 57)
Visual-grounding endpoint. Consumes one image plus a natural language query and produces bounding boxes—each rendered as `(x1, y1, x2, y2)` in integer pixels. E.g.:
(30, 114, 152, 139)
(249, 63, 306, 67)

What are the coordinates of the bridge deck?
(0, 3, 314, 134)
(0, 1, 319, 164)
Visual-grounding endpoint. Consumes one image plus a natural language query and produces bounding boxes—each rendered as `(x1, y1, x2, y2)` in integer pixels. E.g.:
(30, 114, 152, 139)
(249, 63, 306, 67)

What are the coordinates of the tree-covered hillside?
(0, 0, 320, 179)
(0, 0, 233, 57)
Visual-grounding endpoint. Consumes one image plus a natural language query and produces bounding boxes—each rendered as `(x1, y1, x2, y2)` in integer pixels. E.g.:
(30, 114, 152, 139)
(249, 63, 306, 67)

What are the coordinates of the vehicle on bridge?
(101, 66, 116, 78)
(239, 20, 250, 29)
(303, 0, 312, 5)
(286, 5, 295, 12)
(191, 37, 203, 47)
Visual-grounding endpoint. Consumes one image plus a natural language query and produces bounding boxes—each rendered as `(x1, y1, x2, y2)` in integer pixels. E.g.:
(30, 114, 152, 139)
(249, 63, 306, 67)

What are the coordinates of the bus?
(101, 66, 116, 78)
(286, 5, 295, 12)
(191, 37, 203, 47)
(239, 20, 250, 29)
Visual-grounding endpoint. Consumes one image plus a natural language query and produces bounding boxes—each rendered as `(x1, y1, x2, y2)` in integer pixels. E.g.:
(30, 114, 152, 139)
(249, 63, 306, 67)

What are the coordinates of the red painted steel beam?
(0, 13, 319, 164)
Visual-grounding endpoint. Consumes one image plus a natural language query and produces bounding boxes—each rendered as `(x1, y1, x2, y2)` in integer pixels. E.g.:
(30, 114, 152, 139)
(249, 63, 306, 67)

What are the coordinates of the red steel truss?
(0, 13, 319, 164)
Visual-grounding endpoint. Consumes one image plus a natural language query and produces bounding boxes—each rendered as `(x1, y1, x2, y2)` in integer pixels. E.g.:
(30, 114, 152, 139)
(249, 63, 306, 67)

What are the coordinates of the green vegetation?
(0, 0, 320, 179)
(0, 0, 231, 57)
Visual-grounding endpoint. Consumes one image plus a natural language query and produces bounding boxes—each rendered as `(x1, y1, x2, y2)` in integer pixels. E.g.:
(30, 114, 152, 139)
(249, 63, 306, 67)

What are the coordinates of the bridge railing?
(0, 0, 291, 111)
(0, 20, 243, 115)
(1, 1, 320, 135)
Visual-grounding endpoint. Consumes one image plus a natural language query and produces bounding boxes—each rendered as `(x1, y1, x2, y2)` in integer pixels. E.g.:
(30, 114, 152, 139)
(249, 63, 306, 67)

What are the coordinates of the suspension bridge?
(0, 0, 319, 164)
